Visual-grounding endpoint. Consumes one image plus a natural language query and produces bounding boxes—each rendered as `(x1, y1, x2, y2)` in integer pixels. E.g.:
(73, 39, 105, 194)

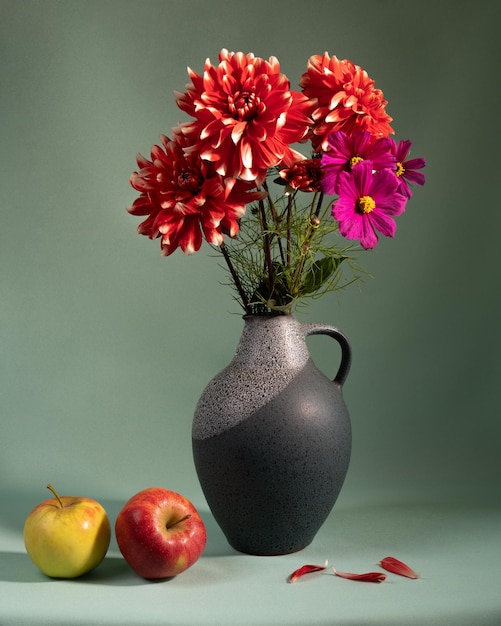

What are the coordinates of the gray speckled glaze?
(192, 314, 352, 555)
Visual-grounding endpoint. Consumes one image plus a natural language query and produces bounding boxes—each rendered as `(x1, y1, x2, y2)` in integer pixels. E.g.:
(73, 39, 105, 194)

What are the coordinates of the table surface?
(1, 485, 500, 626)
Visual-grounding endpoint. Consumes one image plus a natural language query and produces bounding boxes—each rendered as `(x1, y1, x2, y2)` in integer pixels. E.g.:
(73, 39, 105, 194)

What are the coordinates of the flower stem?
(220, 243, 250, 312)
(314, 191, 324, 218)
(284, 192, 294, 267)
(262, 180, 286, 265)
(290, 194, 325, 296)
(258, 197, 275, 298)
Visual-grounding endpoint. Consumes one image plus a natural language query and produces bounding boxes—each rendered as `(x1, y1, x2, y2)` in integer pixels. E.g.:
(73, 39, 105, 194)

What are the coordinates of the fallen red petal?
(379, 556, 419, 579)
(332, 566, 386, 583)
(288, 560, 328, 583)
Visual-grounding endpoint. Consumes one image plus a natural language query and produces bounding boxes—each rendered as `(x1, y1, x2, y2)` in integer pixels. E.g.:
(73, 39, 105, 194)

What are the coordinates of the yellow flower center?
(350, 156, 363, 168)
(396, 161, 405, 177)
(357, 195, 376, 214)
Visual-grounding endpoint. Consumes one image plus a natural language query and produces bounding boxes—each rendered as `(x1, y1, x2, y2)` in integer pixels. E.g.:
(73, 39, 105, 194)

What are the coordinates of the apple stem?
(167, 514, 191, 529)
(46, 483, 64, 508)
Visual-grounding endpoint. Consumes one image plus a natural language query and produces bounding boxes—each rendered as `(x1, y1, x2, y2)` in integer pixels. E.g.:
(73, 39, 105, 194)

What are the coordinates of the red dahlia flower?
(332, 160, 407, 250)
(300, 52, 394, 152)
(279, 157, 324, 192)
(175, 49, 313, 182)
(127, 134, 265, 256)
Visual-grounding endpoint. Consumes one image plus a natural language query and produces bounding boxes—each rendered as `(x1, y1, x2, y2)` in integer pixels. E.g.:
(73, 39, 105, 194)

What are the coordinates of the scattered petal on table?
(379, 556, 419, 579)
(288, 560, 328, 583)
(332, 566, 386, 583)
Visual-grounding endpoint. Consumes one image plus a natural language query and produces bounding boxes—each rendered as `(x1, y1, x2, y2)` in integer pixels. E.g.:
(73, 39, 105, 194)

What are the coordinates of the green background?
(1, 0, 499, 508)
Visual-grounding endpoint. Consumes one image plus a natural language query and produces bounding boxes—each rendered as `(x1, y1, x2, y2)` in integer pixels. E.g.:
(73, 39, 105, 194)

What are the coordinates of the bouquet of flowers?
(128, 49, 426, 315)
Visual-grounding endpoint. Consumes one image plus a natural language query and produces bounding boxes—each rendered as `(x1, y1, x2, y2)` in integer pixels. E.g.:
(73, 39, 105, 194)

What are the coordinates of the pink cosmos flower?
(332, 160, 407, 250)
(388, 138, 426, 198)
(127, 134, 265, 256)
(175, 49, 313, 182)
(321, 130, 396, 194)
(300, 52, 394, 152)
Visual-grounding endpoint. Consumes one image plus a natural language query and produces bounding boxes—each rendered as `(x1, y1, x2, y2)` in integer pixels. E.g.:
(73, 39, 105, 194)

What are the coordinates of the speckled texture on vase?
(192, 314, 352, 555)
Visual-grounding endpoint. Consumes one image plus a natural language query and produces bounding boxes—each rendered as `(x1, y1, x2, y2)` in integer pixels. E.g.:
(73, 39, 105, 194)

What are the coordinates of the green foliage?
(217, 177, 364, 315)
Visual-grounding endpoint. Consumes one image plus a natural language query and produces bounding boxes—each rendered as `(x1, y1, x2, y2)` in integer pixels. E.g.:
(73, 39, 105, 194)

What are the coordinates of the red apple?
(115, 487, 207, 579)
(23, 484, 111, 578)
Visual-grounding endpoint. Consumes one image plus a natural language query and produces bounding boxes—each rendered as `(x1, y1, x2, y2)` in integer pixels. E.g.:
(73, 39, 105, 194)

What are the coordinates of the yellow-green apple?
(115, 487, 207, 579)
(23, 484, 111, 578)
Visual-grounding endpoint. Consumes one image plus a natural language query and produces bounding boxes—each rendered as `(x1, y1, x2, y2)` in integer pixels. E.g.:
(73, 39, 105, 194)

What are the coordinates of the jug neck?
(232, 314, 310, 369)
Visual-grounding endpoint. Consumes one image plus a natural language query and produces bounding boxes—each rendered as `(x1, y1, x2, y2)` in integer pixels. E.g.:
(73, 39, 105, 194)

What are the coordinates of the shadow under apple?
(0, 552, 47, 583)
(0, 551, 145, 586)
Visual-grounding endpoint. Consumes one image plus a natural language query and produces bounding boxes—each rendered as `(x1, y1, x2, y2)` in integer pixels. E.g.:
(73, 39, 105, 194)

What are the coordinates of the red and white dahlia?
(300, 52, 394, 152)
(175, 49, 313, 182)
(127, 133, 265, 256)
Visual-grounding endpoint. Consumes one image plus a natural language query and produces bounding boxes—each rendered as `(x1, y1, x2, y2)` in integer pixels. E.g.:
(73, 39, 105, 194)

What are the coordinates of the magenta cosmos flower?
(175, 49, 313, 181)
(321, 130, 396, 194)
(332, 160, 407, 249)
(388, 138, 426, 198)
(127, 134, 265, 256)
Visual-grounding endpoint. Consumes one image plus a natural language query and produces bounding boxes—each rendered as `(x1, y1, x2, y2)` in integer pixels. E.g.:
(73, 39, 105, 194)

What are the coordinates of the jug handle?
(303, 324, 352, 386)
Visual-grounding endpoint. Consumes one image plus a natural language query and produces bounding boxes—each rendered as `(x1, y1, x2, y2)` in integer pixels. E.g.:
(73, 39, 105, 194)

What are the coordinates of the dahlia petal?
(329, 91, 346, 109)
(379, 556, 419, 579)
(231, 121, 247, 144)
(178, 216, 202, 254)
(240, 139, 254, 170)
(288, 561, 328, 583)
(129, 172, 154, 192)
(221, 71, 239, 95)
(332, 567, 386, 583)
(127, 195, 153, 216)
(159, 230, 173, 249)
(200, 121, 224, 144)
(202, 177, 225, 198)
(203, 227, 224, 247)
(200, 149, 220, 163)
(136, 153, 151, 169)
(137, 214, 158, 238)
(324, 109, 344, 124)
(344, 94, 359, 109)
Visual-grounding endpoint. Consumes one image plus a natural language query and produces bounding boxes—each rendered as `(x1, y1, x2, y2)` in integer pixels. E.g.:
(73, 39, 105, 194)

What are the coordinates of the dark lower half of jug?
(192, 363, 351, 555)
